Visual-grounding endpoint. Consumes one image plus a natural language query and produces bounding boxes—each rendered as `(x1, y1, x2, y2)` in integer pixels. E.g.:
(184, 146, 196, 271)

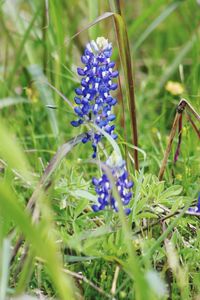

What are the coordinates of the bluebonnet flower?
(71, 37, 119, 158)
(188, 192, 200, 214)
(91, 160, 133, 215)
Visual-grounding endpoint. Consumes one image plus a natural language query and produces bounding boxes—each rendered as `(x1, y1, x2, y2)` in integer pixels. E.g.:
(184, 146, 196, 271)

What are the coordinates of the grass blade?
(15, 250, 34, 294)
(0, 181, 77, 300)
(0, 119, 32, 183)
(87, 0, 100, 39)
(157, 29, 199, 91)
(128, 0, 166, 35)
(133, 1, 182, 50)
(3, 1, 59, 136)
(0, 97, 28, 109)
(112, 12, 139, 170)
(27, 65, 59, 136)
(6, 4, 41, 89)
(0, 239, 11, 300)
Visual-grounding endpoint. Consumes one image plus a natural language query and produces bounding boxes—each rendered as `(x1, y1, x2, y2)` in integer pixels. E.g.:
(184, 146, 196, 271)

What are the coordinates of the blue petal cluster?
(91, 163, 133, 215)
(188, 192, 200, 214)
(71, 37, 119, 158)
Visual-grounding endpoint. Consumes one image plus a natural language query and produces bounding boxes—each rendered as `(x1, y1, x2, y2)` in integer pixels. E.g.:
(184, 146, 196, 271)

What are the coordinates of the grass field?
(0, 0, 200, 299)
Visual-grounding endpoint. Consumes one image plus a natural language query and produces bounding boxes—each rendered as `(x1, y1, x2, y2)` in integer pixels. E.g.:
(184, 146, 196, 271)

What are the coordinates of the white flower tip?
(96, 37, 109, 49)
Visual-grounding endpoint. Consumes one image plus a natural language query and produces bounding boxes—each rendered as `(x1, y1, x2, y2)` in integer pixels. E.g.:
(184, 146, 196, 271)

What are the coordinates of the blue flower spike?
(91, 159, 133, 215)
(188, 192, 200, 215)
(71, 37, 119, 158)
(71, 38, 133, 216)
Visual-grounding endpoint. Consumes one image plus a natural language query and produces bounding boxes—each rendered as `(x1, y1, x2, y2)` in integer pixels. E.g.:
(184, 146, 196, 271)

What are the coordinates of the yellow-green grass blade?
(133, 1, 182, 50)
(0, 119, 32, 184)
(0, 98, 28, 109)
(0, 181, 77, 300)
(0, 239, 11, 300)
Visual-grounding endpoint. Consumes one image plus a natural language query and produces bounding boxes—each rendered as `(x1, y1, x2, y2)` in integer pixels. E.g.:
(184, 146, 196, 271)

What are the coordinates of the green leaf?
(137, 212, 158, 219)
(71, 189, 96, 203)
(160, 185, 183, 202)
(73, 197, 89, 218)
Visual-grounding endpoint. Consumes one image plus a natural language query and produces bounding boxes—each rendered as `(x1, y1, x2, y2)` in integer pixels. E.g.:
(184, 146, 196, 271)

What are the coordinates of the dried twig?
(161, 221, 173, 298)
(134, 201, 199, 236)
(158, 111, 181, 180)
(185, 111, 200, 139)
(158, 99, 200, 180)
(111, 265, 120, 296)
(63, 269, 114, 299)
